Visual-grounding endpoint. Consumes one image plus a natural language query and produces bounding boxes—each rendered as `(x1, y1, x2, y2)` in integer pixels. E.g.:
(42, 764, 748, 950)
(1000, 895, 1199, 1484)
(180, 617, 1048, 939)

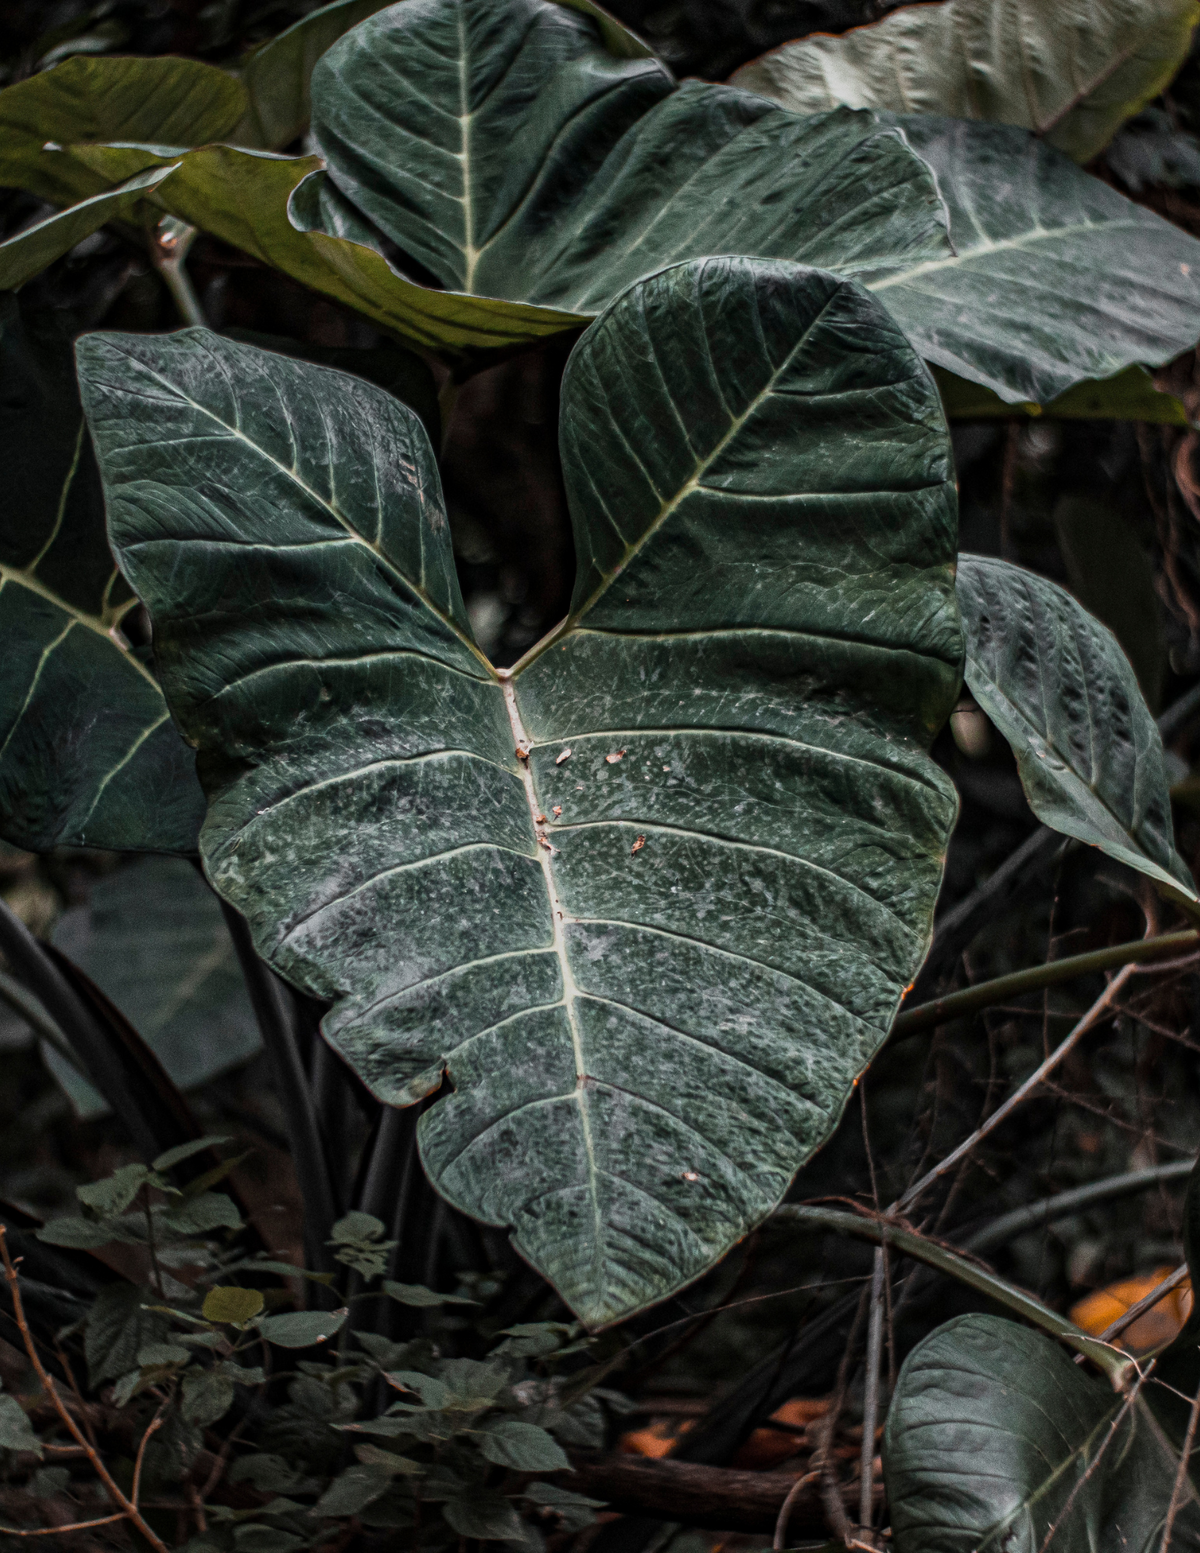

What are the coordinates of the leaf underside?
(732, 0, 1200, 164)
(79, 256, 962, 1326)
(884, 1313, 1200, 1553)
(0, 298, 203, 854)
(957, 553, 1197, 903)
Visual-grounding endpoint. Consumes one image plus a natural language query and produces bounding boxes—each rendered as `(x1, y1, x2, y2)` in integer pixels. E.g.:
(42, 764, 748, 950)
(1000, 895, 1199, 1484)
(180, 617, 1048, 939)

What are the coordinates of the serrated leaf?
(36, 1215, 133, 1249)
(203, 1287, 266, 1325)
(77, 1162, 150, 1216)
(182, 1370, 236, 1427)
(0, 165, 179, 291)
(354, 1441, 423, 1474)
(866, 116, 1200, 407)
(733, 0, 1200, 165)
(153, 1135, 233, 1174)
(478, 1418, 570, 1472)
(0, 1393, 42, 1456)
(255, 1308, 348, 1348)
(884, 1313, 1200, 1553)
(162, 1192, 243, 1235)
(0, 54, 246, 205)
(957, 554, 1198, 905)
(305, 0, 947, 311)
(0, 297, 205, 854)
(382, 1280, 478, 1308)
(78, 257, 962, 1325)
(86, 1282, 163, 1387)
(313, 1462, 396, 1517)
(330, 1211, 387, 1243)
(443, 1491, 524, 1542)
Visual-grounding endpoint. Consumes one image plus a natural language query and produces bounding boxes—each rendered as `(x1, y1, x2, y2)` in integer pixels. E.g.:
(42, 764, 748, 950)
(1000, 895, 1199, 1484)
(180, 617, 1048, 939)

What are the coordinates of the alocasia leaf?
(884, 1313, 1200, 1553)
(304, 0, 948, 308)
(0, 54, 246, 205)
(0, 297, 204, 854)
(0, 165, 179, 293)
(957, 554, 1198, 906)
(933, 364, 1191, 426)
(865, 116, 1200, 406)
(78, 256, 962, 1325)
(732, 0, 1200, 164)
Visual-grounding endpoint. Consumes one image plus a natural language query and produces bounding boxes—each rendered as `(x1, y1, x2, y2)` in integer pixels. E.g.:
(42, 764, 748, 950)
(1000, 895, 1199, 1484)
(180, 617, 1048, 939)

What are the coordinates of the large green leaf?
(884, 1313, 1200, 1553)
(957, 554, 1198, 905)
(304, 0, 949, 308)
(46, 856, 260, 1118)
(0, 165, 178, 292)
(934, 365, 1191, 426)
(0, 55, 246, 205)
(868, 116, 1200, 406)
(0, 298, 204, 853)
(732, 0, 1200, 164)
(78, 257, 962, 1325)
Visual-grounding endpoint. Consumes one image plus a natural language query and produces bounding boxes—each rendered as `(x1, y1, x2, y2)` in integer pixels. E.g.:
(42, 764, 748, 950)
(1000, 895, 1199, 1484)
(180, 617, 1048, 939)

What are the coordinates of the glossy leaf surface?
(79, 257, 962, 1326)
(0, 298, 203, 854)
(957, 554, 1197, 903)
(867, 117, 1200, 405)
(0, 166, 177, 293)
(45, 857, 260, 1118)
(306, 0, 949, 308)
(0, 54, 246, 204)
(884, 1313, 1200, 1553)
(733, 0, 1200, 163)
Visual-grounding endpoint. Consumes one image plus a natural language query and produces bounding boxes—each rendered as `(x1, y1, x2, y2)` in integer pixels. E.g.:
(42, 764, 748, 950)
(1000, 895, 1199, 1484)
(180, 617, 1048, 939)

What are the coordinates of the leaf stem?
(149, 218, 205, 328)
(774, 1205, 1134, 1388)
(892, 928, 1198, 1040)
(962, 1160, 1195, 1254)
(857, 1245, 887, 1531)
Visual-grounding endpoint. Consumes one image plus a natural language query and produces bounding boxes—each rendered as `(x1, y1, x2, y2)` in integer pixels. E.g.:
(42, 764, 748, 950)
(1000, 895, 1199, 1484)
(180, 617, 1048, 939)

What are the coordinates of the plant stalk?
(892, 929, 1198, 1041)
(858, 1245, 887, 1531)
(962, 1160, 1195, 1254)
(774, 1205, 1133, 1387)
(149, 217, 205, 327)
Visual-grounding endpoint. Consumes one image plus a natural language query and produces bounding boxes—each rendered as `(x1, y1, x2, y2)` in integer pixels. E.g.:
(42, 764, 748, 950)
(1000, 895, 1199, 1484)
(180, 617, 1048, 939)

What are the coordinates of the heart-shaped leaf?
(78, 256, 962, 1326)
(868, 116, 1200, 406)
(884, 1313, 1200, 1553)
(0, 165, 179, 292)
(306, 0, 948, 309)
(957, 554, 1197, 905)
(733, 0, 1200, 164)
(0, 54, 247, 205)
(0, 297, 204, 854)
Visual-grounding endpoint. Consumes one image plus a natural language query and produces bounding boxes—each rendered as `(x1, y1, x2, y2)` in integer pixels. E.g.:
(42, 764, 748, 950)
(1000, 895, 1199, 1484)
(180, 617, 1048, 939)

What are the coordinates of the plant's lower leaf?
(0, 53, 246, 205)
(67, 142, 588, 359)
(79, 257, 961, 1326)
(45, 857, 260, 1117)
(0, 165, 177, 292)
(732, 0, 1200, 165)
(934, 364, 1191, 425)
(865, 116, 1200, 407)
(85, 1282, 165, 1388)
(0, 296, 204, 853)
(957, 554, 1198, 906)
(884, 1313, 1200, 1553)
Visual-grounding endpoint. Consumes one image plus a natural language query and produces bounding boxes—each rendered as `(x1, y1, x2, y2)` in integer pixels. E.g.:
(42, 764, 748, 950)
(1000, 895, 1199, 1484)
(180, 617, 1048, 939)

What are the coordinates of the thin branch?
(0, 1228, 169, 1553)
(1097, 1263, 1190, 1345)
(773, 1470, 819, 1551)
(892, 931, 1196, 1041)
(1160, 1376, 1200, 1551)
(894, 962, 1138, 1216)
(857, 1245, 887, 1532)
(962, 1161, 1195, 1254)
(149, 218, 204, 327)
(0, 1514, 126, 1536)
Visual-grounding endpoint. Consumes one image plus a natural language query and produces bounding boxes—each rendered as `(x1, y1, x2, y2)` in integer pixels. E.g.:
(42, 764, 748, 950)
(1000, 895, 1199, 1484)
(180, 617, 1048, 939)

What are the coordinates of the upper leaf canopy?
(79, 256, 962, 1325)
(733, 0, 1200, 164)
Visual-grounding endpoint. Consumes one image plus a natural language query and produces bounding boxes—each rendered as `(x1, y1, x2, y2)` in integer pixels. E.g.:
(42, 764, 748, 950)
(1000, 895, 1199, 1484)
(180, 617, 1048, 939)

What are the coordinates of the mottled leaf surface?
(305, 0, 950, 309)
(0, 298, 203, 853)
(866, 117, 1200, 405)
(79, 257, 961, 1325)
(958, 554, 1197, 903)
(884, 1314, 1200, 1553)
(0, 165, 178, 293)
(733, 0, 1199, 163)
(0, 54, 246, 205)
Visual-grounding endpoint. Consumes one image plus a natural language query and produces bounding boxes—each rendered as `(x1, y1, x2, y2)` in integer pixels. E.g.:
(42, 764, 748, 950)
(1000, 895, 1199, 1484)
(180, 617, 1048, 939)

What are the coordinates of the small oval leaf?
(202, 1287, 266, 1325)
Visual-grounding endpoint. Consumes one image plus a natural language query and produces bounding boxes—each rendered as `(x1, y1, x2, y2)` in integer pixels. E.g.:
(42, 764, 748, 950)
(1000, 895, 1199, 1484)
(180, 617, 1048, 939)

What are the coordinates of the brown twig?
(0, 1513, 126, 1536)
(1159, 1376, 1200, 1551)
(0, 1227, 170, 1553)
(1098, 1263, 1190, 1345)
(773, 1470, 820, 1550)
